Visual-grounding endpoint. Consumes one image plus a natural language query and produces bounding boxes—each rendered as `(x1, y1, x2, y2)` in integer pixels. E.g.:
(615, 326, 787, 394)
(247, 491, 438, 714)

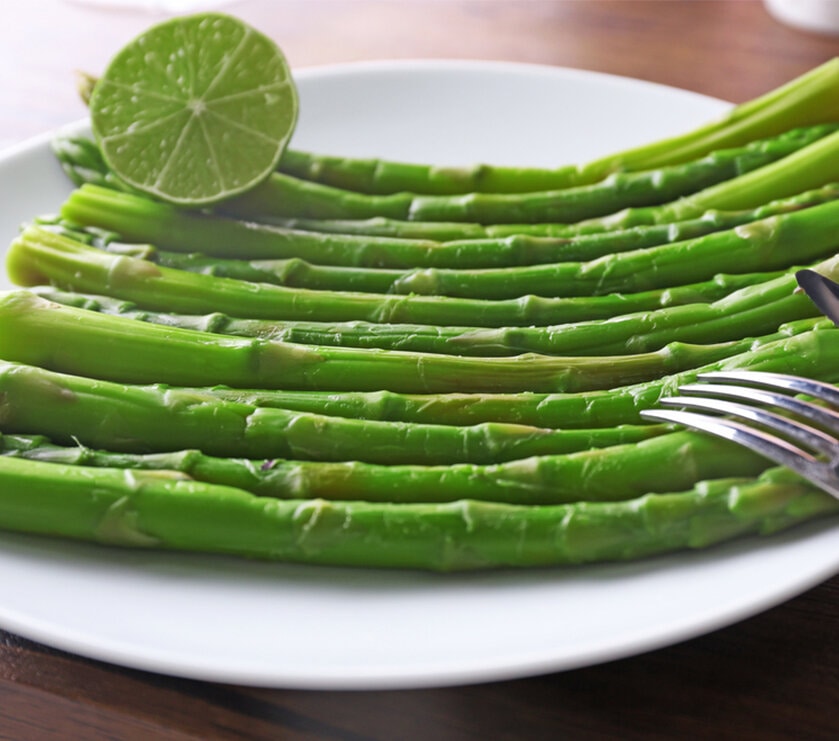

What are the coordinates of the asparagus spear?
(191, 321, 839, 428)
(58, 124, 839, 224)
(0, 290, 794, 393)
(33, 273, 788, 357)
(264, 183, 839, 240)
(43, 217, 789, 301)
(217, 126, 837, 223)
(61, 183, 634, 270)
(0, 359, 682, 468)
(0, 453, 834, 569)
(273, 122, 830, 201)
(282, 118, 833, 194)
(57, 142, 837, 250)
(0, 355, 780, 505)
(57, 184, 839, 301)
(277, 146, 600, 195)
(0, 430, 762, 506)
(226, 127, 839, 226)
(7, 226, 829, 352)
(275, 60, 839, 197)
(0, 312, 834, 435)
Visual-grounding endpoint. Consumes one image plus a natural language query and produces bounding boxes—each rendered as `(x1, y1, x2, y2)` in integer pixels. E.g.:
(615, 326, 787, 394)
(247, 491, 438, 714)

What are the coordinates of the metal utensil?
(641, 370, 839, 500)
(796, 268, 839, 326)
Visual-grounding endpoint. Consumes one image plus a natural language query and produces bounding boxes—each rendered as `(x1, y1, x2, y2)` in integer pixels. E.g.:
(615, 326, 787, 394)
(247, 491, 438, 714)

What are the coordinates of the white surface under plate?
(0, 60, 837, 690)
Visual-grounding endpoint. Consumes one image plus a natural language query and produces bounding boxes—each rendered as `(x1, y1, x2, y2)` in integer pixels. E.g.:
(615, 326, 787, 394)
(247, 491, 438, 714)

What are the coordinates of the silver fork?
(640, 370, 839, 500)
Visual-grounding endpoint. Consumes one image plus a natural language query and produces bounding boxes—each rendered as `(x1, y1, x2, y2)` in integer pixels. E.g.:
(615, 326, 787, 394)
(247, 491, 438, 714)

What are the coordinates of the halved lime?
(89, 13, 298, 207)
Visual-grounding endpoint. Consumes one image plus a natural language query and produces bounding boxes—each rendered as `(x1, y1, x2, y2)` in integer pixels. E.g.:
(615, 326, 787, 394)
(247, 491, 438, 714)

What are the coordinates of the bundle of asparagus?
(3, 60, 839, 569)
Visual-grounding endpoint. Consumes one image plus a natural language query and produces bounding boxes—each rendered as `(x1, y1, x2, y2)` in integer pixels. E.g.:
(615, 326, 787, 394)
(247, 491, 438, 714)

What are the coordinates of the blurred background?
(4, 0, 839, 150)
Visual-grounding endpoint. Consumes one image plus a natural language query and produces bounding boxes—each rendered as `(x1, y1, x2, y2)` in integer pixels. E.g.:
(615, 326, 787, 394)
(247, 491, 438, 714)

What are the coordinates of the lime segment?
(89, 13, 298, 206)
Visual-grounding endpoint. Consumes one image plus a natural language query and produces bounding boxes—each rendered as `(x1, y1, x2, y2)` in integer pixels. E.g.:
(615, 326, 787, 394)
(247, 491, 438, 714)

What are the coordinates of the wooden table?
(1, 2, 838, 738)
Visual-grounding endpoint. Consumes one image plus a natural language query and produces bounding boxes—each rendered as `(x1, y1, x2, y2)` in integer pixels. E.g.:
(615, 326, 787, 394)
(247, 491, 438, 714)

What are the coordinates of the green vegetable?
(219, 126, 837, 223)
(60, 183, 626, 270)
(252, 183, 839, 240)
(7, 47, 839, 573)
(9, 226, 833, 352)
(56, 186, 839, 301)
(41, 217, 790, 301)
(0, 430, 763, 506)
(277, 146, 600, 195)
(189, 322, 839, 428)
(58, 144, 839, 263)
(32, 274, 790, 357)
(0, 291, 793, 393)
(0, 358, 667, 465)
(273, 60, 839, 197)
(0, 453, 834, 569)
(0, 317, 833, 434)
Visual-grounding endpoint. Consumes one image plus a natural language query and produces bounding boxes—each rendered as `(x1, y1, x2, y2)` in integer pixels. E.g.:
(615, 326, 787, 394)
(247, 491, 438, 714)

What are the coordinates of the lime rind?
(89, 13, 298, 207)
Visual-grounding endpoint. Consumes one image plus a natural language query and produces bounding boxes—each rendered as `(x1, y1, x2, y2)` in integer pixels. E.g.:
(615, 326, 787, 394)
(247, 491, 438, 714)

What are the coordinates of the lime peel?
(89, 13, 298, 207)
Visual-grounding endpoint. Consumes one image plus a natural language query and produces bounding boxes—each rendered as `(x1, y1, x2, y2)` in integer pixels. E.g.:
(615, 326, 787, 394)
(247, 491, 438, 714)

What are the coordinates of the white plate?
(0, 60, 837, 690)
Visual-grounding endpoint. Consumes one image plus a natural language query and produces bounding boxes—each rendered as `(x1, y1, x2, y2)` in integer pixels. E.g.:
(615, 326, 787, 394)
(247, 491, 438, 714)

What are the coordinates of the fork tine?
(642, 408, 816, 462)
(677, 382, 839, 439)
(640, 408, 839, 498)
(698, 370, 839, 407)
(643, 370, 839, 501)
(657, 394, 839, 457)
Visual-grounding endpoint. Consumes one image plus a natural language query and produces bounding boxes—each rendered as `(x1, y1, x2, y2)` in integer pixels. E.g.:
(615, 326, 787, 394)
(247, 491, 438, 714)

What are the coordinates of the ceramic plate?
(0, 61, 836, 690)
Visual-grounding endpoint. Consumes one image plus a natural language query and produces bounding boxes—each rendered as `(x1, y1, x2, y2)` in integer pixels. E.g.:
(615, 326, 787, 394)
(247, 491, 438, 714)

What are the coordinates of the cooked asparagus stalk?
(256, 183, 839, 240)
(186, 321, 839, 428)
(57, 182, 815, 273)
(0, 360, 775, 501)
(273, 59, 839, 196)
(8, 227, 833, 355)
(0, 316, 834, 432)
(0, 430, 760, 507)
(31, 275, 789, 357)
(219, 126, 838, 223)
(0, 291, 798, 393)
(0, 453, 834, 569)
(0, 358, 673, 465)
(56, 186, 839, 302)
(41, 217, 792, 299)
